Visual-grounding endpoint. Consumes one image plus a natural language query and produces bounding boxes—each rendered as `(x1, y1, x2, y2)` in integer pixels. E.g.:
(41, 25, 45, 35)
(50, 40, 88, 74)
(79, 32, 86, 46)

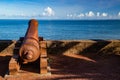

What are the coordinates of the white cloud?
(42, 7, 55, 16)
(16, 13, 27, 17)
(67, 14, 73, 17)
(97, 12, 100, 17)
(1, 13, 27, 17)
(66, 11, 120, 19)
(118, 12, 120, 16)
(67, 14, 69, 17)
(78, 13, 84, 17)
(101, 13, 108, 17)
(86, 11, 95, 17)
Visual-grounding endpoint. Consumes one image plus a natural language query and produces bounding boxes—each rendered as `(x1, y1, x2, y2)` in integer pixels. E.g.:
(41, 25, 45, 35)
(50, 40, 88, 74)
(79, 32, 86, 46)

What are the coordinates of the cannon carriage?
(9, 19, 48, 75)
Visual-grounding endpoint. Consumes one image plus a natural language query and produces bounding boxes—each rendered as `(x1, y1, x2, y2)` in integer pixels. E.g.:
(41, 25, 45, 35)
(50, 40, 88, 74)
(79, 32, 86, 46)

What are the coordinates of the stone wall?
(46, 40, 120, 56)
(0, 40, 120, 56)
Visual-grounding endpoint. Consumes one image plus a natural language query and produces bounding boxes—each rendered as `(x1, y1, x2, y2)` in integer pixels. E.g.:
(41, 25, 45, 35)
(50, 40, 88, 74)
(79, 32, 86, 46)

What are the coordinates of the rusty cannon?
(19, 19, 40, 64)
(8, 19, 48, 75)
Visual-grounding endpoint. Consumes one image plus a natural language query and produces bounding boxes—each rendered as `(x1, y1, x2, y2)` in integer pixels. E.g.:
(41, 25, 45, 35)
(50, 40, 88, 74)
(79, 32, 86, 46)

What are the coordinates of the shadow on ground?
(0, 56, 11, 77)
(47, 40, 120, 80)
(49, 54, 120, 80)
(0, 40, 14, 77)
(0, 40, 13, 52)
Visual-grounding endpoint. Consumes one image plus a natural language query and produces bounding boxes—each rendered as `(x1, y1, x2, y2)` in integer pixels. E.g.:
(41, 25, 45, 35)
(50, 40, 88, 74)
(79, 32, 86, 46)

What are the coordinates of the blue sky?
(0, 0, 120, 19)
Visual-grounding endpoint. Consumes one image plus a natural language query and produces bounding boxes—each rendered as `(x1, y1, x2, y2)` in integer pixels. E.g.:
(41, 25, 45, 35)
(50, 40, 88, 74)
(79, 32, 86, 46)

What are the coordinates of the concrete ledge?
(46, 40, 120, 56)
(0, 40, 120, 56)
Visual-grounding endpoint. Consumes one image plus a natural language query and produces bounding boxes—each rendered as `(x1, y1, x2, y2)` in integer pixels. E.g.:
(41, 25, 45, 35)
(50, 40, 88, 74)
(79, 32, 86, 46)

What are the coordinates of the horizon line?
(0, 18, 120, 20)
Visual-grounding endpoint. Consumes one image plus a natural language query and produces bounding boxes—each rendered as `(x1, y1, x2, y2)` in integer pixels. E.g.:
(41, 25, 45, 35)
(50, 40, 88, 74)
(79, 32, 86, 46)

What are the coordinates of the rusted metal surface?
(19, 19, 40, 64)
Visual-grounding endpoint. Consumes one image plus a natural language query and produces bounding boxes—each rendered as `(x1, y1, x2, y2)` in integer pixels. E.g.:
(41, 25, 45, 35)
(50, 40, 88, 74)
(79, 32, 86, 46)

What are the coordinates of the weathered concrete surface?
(1, 40, 120, 56)
(0, 40, 16, 55)
(46, 40, 120, 56)
(0, 40, 120, 80)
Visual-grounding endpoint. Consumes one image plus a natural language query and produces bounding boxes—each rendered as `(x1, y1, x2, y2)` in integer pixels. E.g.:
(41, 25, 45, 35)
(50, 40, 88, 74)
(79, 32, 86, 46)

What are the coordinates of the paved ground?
(0, 53, 120, 80)
(48, 53, 120, 80)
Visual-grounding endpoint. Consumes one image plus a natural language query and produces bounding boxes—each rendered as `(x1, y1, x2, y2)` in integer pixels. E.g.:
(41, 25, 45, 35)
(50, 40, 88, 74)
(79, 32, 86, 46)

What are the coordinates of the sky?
(0, 0, 120, 19)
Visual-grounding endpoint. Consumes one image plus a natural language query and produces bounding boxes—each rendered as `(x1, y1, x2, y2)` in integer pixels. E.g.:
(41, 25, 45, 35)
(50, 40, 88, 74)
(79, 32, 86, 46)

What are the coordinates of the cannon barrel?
(19, 19, 40, 64)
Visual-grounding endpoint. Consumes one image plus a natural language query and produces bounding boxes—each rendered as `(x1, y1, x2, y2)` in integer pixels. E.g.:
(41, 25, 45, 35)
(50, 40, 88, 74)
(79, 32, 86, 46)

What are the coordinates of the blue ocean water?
(0, 19, 120, 40)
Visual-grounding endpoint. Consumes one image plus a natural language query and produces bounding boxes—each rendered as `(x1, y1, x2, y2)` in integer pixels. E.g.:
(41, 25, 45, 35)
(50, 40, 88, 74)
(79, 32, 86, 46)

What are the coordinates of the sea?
(0, 19, 120, 40)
